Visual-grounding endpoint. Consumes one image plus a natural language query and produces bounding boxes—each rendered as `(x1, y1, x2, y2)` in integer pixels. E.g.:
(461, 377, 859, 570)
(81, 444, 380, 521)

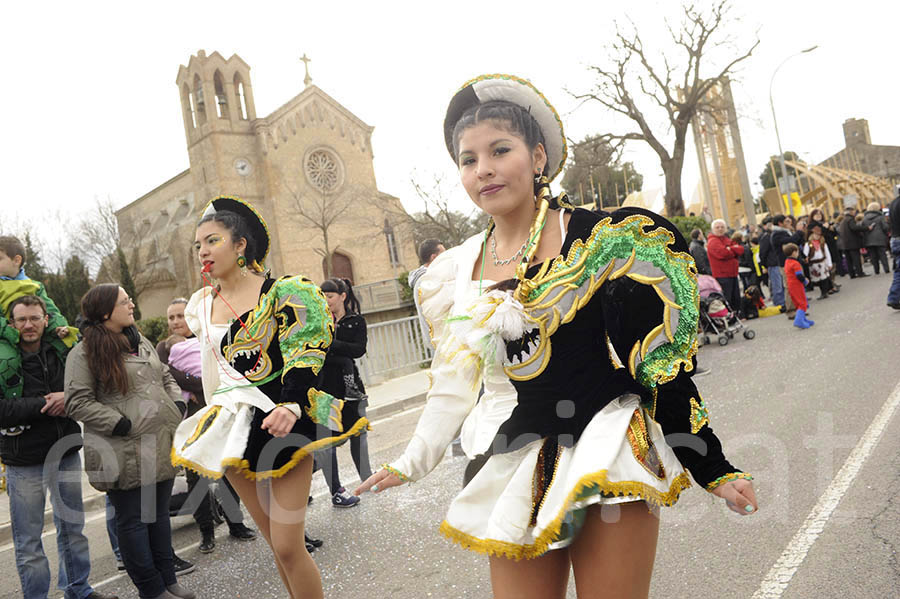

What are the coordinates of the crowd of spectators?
(690, 193, 898, 321)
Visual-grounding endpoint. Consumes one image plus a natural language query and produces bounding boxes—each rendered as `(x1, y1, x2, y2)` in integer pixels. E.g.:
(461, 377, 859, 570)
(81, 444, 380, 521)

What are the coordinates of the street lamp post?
(769, 45, 818, 217)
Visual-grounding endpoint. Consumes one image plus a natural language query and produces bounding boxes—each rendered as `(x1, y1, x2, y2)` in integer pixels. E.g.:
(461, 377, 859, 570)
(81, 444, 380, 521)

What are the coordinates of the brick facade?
(115, 51, 416, 318)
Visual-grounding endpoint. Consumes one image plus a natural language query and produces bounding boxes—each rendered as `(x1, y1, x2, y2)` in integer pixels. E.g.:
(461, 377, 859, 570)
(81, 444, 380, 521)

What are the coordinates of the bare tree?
(380, 172, 488, 249)
(572, 1, 758, 216)
(282, 178, 381, 278)
(71, 198, 120, 275)
(72, 198, 164, 307)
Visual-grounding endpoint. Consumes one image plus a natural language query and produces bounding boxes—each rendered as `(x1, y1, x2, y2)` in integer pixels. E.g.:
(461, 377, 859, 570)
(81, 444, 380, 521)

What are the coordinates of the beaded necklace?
(478, 177, 550, 301)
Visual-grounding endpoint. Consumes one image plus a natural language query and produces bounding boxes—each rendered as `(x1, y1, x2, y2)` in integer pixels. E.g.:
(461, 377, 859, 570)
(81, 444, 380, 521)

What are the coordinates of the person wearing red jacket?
(706, 218, 744, 311)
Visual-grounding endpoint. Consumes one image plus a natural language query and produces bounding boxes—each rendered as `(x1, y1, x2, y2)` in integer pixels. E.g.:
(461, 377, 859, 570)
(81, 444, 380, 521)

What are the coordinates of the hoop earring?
(236, 255, 248, 276)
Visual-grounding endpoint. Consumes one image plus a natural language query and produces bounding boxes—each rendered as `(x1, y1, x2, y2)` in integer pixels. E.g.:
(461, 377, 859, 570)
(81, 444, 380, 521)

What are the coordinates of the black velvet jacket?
(490, 207, 743, 489)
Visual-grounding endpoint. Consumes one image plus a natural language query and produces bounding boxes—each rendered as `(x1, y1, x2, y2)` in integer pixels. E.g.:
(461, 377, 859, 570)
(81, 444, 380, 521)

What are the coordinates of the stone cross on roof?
(300, 53, 312, 87)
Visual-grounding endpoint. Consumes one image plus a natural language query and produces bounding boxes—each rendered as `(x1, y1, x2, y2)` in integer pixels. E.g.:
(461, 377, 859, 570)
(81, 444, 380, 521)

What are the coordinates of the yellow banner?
(781, 192, 803, 215)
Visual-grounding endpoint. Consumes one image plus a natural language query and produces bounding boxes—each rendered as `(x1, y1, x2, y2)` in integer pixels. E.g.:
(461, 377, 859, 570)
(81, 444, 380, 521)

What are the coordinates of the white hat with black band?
(443, 74, 567, 182)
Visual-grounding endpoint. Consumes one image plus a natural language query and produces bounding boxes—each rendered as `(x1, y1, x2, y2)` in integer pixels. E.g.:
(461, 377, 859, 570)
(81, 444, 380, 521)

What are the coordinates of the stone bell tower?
(175, 50, 265, 206)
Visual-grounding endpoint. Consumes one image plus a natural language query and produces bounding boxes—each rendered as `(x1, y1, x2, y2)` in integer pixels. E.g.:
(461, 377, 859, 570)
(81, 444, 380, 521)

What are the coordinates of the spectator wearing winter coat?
(809, 207, 844, 278)
(758, 217, 785, 305)
(65, 284, 191, 599)
(770, 214, 805, 267)
(689, 229, 712, 275)
(734, 231, 756, 290)
(706, 219, 743, 311)
(861, 202, 891, 274)
(762, 215, 802, 311)
(837, 207, 870, 278)
(887, 189, 900, 309)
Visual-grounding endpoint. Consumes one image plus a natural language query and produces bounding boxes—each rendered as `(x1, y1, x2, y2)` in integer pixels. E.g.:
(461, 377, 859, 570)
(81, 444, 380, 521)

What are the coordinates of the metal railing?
(354, 278, 412, 314)
(357, 315, 433, 385)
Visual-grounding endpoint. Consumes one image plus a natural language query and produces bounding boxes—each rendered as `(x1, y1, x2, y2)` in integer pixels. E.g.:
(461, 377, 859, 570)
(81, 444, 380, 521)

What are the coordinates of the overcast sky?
(4, 0, 898, 247)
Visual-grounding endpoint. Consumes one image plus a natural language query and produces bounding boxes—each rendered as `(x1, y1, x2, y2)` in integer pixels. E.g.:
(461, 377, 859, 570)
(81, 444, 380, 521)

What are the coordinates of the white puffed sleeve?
(184, 287, 221, 406)
(184, 287, 207, 338)
(388, 246, 482, 482)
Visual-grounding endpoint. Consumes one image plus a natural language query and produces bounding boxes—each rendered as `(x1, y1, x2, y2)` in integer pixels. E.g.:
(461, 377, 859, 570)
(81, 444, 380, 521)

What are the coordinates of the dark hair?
(450, 100, 547, 174)
(762, 216, 773, 225)
(320, 278, 361, 315)
(418, 239, 444, 265)
(197, 210, 259, 265)
(690, 228, 702, 240)
(80, 284, 131, 395)
(8, 295, 46, 318)
(782, 242, 799, 257)
(772, 214, 786, 226)
(0, 235, 26, 267)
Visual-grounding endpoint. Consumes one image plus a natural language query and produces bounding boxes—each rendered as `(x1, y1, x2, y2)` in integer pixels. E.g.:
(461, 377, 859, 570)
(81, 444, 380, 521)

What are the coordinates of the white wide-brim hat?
(443, 74, 567, 182)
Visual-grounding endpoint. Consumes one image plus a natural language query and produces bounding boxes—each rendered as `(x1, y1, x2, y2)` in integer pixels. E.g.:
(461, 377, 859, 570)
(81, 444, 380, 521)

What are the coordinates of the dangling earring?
(533, 172, 542, 206)
(236, 255, 248, 277)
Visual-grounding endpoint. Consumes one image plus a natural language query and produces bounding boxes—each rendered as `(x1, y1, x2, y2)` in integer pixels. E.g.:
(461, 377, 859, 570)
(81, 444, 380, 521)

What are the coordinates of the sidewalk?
(0, 369, 430, 546)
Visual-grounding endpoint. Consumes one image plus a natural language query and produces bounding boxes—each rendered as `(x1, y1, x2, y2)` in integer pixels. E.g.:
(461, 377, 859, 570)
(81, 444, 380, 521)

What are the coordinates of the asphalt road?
(2, 270, 898, 598)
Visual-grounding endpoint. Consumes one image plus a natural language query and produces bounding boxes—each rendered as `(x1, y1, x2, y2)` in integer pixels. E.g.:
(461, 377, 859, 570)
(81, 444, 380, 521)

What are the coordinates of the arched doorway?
(323, 251, 354, 283)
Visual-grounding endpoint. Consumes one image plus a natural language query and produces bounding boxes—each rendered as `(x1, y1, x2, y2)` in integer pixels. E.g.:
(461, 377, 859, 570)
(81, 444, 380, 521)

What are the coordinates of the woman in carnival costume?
(172, 196, 368, 599)
(356, 75, 757, 598)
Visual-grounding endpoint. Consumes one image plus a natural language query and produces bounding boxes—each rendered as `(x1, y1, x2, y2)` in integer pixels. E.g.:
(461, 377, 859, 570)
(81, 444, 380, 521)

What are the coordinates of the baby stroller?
(169, 470, 226, 524)
(697, 275, 755, 347)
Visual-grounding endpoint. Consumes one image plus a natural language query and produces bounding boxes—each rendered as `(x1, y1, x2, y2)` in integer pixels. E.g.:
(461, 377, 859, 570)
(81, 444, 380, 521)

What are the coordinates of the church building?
(114, 50, 417, 320)
(820, 118, 900, 184)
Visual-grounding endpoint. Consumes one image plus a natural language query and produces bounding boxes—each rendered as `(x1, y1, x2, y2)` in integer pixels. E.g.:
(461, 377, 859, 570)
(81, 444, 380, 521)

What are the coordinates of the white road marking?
(92, 540, 201, 593)
(752, 379, 900, 599)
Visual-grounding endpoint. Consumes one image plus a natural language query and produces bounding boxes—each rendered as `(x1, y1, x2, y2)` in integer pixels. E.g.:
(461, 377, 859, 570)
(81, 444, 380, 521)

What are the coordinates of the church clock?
(234, 158, 252, 176)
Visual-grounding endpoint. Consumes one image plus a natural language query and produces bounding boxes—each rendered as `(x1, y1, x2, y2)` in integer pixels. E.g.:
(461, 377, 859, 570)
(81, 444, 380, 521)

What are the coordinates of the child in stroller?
(697, 274, 756, 346)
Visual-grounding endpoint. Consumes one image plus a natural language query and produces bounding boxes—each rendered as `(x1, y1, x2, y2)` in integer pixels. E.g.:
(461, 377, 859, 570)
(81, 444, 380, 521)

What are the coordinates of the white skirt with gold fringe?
(439, 394, 690, 560)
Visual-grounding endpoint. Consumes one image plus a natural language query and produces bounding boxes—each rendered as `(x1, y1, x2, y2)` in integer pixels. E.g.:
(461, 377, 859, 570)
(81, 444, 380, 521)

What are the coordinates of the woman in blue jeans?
(65, 284, 193, 599)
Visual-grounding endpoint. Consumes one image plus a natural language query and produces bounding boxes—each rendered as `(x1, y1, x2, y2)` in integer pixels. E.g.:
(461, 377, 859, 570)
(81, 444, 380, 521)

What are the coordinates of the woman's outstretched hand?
(261, 406, 297, 438)
(711, 479, 758, 515)
(354, 469, 404, 496)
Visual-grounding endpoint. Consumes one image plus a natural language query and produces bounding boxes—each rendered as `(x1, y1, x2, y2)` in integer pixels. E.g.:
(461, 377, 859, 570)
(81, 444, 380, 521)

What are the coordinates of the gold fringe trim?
(170, 417, 370, 481)
(705, 472, 753, 492)
(381, 463, 411, 483)
(439, 469, 693, 561)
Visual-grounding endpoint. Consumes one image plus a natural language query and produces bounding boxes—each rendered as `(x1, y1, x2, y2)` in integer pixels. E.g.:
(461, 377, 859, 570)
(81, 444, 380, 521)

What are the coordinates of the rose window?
(304, 149, 343, 192)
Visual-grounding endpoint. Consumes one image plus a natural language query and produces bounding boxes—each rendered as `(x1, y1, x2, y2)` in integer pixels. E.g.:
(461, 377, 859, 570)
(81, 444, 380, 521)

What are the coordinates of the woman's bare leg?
(569, 502, 660, 599)
(225, 471, 292, 596)
(269, 456, 323, 599)
(489, 548, 570, 599)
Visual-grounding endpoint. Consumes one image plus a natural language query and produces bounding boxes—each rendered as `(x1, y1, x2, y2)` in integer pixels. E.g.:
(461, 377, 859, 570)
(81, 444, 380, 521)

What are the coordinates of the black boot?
(199, 528, 215, 554)
(228, 522, 257, 541)
(305, 532, 323, 548)
(343, 374, 367, 400)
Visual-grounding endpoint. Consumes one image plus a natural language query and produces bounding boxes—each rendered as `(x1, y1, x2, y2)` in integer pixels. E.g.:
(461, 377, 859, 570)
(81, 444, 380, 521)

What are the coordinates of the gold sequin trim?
(626, 409, 666, 480)
(705, 472, 753, 492)
(689, 397, 709, 434)
(381, 463, 411, 483)
(530, 440, 562, 526)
